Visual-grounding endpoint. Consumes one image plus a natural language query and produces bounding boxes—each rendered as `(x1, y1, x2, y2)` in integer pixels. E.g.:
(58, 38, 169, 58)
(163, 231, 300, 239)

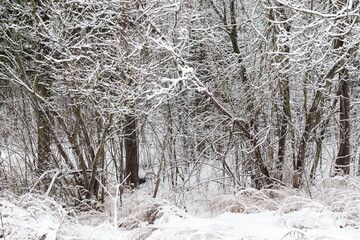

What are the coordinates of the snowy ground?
(1, 176, 360, 240)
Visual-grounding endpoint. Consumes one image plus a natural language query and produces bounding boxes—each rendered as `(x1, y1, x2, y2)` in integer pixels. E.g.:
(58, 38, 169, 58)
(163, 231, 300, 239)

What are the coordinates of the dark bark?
(31, 1, 53, 174)
(277, 116, 287, 178)
(37, 104, 52, 172)
(277, 80, 292, 180)
(228, 0, 248, 84)
(124, 114, 139, 187)
(335, 68, 351, 174)
(333, 4, 351, 175)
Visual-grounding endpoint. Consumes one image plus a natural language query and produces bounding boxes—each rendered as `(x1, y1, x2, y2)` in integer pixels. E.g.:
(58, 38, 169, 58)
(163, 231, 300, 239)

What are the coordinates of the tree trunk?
(35, 79, 52, 173)
(333, 0, 351, 174)
(36, 105, 52, 173)
(270, 4, 292, 181)
(124, 114, 139, 187)
(335, 68, 350, 174)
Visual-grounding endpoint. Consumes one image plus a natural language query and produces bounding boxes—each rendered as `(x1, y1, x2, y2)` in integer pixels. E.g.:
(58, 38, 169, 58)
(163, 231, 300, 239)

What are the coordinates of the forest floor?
(1, 176, 360, 240)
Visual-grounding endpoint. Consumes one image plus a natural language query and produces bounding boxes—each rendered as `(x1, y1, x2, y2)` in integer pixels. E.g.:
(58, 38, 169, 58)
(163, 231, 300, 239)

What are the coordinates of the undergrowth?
(0, 176, 359, 239)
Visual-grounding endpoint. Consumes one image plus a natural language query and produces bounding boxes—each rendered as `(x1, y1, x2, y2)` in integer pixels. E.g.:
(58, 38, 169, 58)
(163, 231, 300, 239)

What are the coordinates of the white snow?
(1, 177, 360, 240)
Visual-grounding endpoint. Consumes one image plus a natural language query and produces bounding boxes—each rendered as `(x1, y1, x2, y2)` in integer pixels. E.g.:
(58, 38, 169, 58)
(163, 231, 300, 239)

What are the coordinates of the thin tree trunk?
(153, 132, 167, 198)
(89, 113, 113, 198)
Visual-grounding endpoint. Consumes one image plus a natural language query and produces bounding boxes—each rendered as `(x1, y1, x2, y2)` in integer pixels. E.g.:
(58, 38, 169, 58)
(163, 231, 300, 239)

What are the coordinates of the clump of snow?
(0, 193, 66, 240)
(0, 193, 124, 239)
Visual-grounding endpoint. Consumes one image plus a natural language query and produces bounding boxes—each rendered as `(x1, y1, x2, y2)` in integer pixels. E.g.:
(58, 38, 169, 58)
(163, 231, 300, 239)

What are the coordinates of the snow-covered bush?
(0, 194, 67, 239)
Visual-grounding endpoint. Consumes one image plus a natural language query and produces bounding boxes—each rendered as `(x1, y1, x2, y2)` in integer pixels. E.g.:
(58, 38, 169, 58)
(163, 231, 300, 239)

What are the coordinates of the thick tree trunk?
(335, 68, 351, 174)
(124, 114, 139, 187)
(277, 81, 291, 181)
(333, 1, 351, 175)
(35, 79, 52, 173)
(37, 107, 52, 172)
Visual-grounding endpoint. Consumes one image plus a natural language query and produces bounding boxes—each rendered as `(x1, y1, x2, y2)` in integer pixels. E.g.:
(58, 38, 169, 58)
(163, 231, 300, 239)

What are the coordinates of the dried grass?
(128, 227, 157, 240)
(209, 176, 360, 232)
(118, 217, 143, 230)
(189, 232, 222, 240)
(210, 195, 246, 213)
(210, 187, 296, 215)
(281, 231, 308, 240)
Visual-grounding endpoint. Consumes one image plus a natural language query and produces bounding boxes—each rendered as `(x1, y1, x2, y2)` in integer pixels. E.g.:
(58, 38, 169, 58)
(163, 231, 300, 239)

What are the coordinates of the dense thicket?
(1, 0, 360, 203)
